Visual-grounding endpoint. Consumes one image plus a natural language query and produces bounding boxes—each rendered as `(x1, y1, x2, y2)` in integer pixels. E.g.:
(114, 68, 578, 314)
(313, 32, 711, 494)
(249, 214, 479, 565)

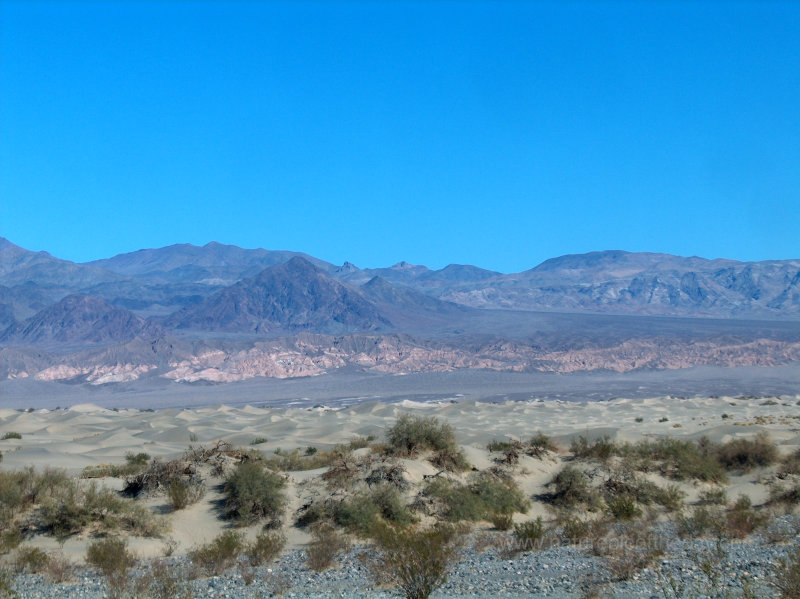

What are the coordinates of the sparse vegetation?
(223, 461, 286, 524)
(424, 471, 529, 523)
(188, 531, 244, 576)
(247, 531, 286, 566)
(306, 521, 350, 572)
(386, 414, 459, 457)
(167, 480, 205, 510)
(371, 522, 464, 599)
(86, 537, 137, 599)
(773, 546, 800, 599)
(547, 465, 596, 507)
(249, 437, 268, 445)
(512, 517, 547, 552)
(715, 432, 778, 472)
(1, 433, 21, 441)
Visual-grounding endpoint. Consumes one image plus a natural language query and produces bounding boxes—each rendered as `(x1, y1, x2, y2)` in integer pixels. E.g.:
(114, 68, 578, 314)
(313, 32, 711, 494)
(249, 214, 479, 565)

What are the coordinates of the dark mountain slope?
(0, 295, 157, 346)
(167, 257, 391, 334)
(87, 241, 335, 284)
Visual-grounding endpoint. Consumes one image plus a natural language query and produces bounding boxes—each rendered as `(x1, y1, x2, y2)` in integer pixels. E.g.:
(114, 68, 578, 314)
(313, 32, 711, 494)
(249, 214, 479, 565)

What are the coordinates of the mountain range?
(1, 237, 799, 386)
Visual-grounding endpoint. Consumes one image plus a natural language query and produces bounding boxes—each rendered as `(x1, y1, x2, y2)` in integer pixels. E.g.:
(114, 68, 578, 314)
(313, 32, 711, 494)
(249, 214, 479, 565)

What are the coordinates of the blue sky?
(1, 1, 799, 273)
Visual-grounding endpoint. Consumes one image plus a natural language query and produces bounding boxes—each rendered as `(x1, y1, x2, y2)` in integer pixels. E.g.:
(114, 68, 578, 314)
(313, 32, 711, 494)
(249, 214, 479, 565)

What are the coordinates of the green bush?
(570, 436, 616, 461)
(37, 481, 163, 538)
(424, 472, 529, 523)
(513, 517, 547, 552)
(306, 522, 349, 572)
(697, 488, 728, 506)
(223, 462, 286, 524)
(386, 414, 458, 457)
(773, 546, 800, 599)
(605, 496, 642, 521)
(715, 432, 778, 472)
(247, 531, 286, 566)
(548, 466, 594, 507)
(249, 437, 268, 445)
(86, 537, 136, 598)
(13, 546, 48, 574)
(371, 522, 463, 599)
(167, 481, 205, 510)
(188, 531, 244, 576)
(726, 494, 767, 538)
(1, 433, 21, 441)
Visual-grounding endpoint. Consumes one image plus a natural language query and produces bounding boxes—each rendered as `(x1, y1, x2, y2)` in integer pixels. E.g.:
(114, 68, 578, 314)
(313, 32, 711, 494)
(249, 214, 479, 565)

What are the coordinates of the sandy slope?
(1, 394, 798, 562)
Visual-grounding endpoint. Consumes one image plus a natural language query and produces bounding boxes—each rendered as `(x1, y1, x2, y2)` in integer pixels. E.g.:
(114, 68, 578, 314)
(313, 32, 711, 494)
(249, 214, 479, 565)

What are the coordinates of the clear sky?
(1, 1, 799, 273)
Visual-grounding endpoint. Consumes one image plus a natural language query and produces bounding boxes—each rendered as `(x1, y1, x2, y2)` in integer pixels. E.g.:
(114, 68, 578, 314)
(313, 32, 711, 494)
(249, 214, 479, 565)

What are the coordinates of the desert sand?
(1, 394, 799, 563)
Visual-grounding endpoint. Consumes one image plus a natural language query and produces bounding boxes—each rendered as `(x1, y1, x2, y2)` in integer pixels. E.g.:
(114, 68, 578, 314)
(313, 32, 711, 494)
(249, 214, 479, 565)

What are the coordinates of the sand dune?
(1, 394, 798, 561)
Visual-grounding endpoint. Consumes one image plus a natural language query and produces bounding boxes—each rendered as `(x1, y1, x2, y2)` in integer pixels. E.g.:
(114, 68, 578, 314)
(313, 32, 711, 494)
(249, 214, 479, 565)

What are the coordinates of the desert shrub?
(247, 531, 286, 566)
(321, 452, 363, 489)
(428, 446, 471, 472)
(167, 480, 205, 510)
(250, 437, 268, 445)
(334, 494, 381, 535)
(348, 435, 375, 450)
(548, 465, 595, 507)
(490, 513, 513, 531)
(13, 546, 48, 574)
(769, 483, 800, 510)
(528, 432, 557, 458)
(512, 517, 547, 552)
(264, 447, 341, 472)
(424, 478, 484, 522)
(655, 483, 687, 512)
(44, 552, 73, 583)
(698, 488, 728, 506)
(773, 546, 800, 599)
(123, 458, 199, 497)
(600, 522, 665, 580)
(86, 537, 136, 598)
(1, 433, 21, 440)
(606, 496, 642, 521)
(469, 471, 530, 517)
(188, 531, 244, 576)
(223, 462, 286, 524)
(778, 448, 800, 477)
(82, 452, 151, 479)
(306, 521, 349, 572)
(726, 494, 767, 538)
(37, 481, 163, 537)
(365, 463, 407, 490)
(424, 473, 528, 523)
(140, 558, 193, 599)
(676, 505, 727, 539)
(570, 435, 616, 461)
(0, 568, 16, 599)
(371, 484, 416, 527)
(371, 522, 463, 599)
(386, 414, 458, 457)
(715, 432, 778, 472)
(619, 437, 728, 483)
(557, 513, 597, 544)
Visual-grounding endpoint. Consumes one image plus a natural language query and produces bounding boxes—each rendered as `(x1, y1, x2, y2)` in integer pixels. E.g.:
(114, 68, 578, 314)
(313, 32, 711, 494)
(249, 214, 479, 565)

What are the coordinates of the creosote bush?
(86, 537, 136, 598)
(512, 517, 547, 552)
(386, 414, 458, 457)
(371, 522, 464, 599)
(1, 433, 21, 441)
(224, 461, 286, 524)
(306, 521, 350, 572)
(188, 531, 244, 576)
(715, 432, 778, 472)
(773, 546, 800, 599)
(547, 466, 596, 508)
(247, 531, 286, 566)
(424, 471, 529, 523)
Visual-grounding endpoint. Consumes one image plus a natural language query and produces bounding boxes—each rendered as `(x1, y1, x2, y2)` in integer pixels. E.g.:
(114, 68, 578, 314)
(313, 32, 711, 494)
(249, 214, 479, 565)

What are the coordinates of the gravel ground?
(8, 520, 797, 599)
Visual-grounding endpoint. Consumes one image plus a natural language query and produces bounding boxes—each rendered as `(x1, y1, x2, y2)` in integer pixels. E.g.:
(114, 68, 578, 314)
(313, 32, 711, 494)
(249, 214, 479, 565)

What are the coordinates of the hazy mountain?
(167, 257, 391, 334)
(0, 294, 157, 346)
(434, 250, 800, 318)
(87, 241, 335, 284)
(0, 237, 124, 289)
